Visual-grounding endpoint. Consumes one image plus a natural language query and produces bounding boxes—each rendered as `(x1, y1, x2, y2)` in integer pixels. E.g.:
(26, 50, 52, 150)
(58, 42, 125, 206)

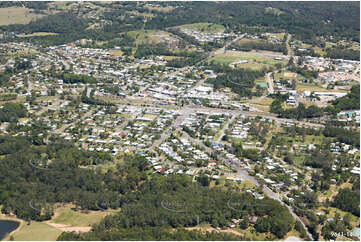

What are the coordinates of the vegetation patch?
(0, 7, 45, 26)
(12, 221, 62, 241)
(18, 32, 58, 37)
(179, 22, 225, 33)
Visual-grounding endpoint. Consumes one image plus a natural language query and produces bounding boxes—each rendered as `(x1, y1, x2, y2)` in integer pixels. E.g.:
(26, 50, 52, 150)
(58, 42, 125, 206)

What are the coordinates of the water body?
(0, 220, 19, 240)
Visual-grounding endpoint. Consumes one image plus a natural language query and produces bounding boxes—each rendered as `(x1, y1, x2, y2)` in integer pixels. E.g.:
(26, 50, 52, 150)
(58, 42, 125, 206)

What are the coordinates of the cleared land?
(0, 7, 45, 26)
(126, 30, 176, 45)
(297, 83, 348, 92)
(145, 5, 175, 12)
(51, 204, 116, 227)
(209, 51, 286, 70)
(264, 32, 285, 41)
(18, 32, 58, 38)
(179, 22, 225, 33)
(12, 221, 62, 241)
(109, 49, 123, 56)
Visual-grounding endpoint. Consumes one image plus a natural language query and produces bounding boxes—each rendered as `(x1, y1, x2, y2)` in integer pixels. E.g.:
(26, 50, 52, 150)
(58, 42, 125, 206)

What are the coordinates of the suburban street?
(265, 72, 274, 95)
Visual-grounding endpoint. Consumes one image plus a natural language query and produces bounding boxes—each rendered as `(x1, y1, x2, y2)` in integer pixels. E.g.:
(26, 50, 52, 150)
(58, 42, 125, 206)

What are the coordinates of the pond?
(0, 220, 19, 240)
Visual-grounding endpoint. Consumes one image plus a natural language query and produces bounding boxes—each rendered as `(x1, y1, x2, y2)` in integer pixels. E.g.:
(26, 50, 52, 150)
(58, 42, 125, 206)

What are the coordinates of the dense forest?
(0, 103, 27, 123)
(58, 227, 243, 241)
(0, 136, 147, 221)
(332, 188, 360, 217)
(270, 101, 324, 120)
(145, 2, 360, 42)
(60, 73, 97, 84)
(323, 125, 360, 148)
(331, 85, 360, 111)
(0, 2, 359, 47)
(325, 47, 360, 61)
(207, 67, 267, 98)
(58, 175, 295, 240)
(229, 40, 287, 55)
(0, 133, 298, 240)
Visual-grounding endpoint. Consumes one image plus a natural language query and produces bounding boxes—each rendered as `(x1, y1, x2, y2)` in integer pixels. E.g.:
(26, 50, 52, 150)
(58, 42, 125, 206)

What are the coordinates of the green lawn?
(255, 81, 268, 88)
(12, 221, 62, 241)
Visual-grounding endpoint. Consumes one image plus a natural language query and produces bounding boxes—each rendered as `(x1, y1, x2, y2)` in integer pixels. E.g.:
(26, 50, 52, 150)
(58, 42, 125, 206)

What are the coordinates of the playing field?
(0, 7, 45, 26)
(209, 51, 286, 70)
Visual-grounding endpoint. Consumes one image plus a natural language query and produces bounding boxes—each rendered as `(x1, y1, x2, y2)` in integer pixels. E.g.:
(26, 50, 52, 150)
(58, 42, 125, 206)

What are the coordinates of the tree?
(240, 216, 249, 229)
(333, 189, 360, 216)
(270, 99, 283, 114)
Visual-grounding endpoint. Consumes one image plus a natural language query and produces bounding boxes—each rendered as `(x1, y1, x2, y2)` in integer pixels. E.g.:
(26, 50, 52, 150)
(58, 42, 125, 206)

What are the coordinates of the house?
(249, 216, 258, 224)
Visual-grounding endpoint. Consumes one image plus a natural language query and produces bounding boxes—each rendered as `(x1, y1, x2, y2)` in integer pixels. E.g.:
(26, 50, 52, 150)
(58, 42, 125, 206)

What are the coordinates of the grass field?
(0, 7, 45, 26)
(145, 5, 174, 12)
(296, 83, 347, 92)
(245, 97, 273, 106)
(209, 51, 286, 70)
(126, 30, 175, 45)
(274, 72, 302, 81)
(18, 32, 58, 38)
(52, 204, 115, 227)
(179, 22, 225, 33)
(255, 81, 268, 88)
(109, 49, 123, 56)
(12, 221, 62, 241)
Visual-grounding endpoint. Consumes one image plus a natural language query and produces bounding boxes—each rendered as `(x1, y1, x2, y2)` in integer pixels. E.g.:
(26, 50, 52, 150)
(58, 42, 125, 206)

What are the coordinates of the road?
(265, 72, 274, 95)
(216, 114, 236, 142)
(221, 149, 313, 240)
(86, 88, 92, 98)
(179, 106, 324, 128)
(144, 103, 315, 239)
(148, 108, 193, 151)
(121, 33, 316, 239)
(53, 110, 93, 135)
(286, 33, 294, 57)
(212, 34, 246, 56)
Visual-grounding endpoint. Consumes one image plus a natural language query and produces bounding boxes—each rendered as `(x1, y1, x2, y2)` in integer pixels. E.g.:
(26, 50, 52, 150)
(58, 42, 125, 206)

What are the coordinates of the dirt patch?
(185, 226, 243, 236)
(44, 221, 91, 233)
(284, 72, 297, 78)
(285, 236, 302, 241)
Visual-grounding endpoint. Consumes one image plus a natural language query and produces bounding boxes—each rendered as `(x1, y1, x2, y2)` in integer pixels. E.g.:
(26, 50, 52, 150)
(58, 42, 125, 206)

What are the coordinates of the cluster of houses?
(228, 115, 251, 139)
(318, 71, 359, 85)
(180, 27, 235, 42)
(335, 110, 360, 123)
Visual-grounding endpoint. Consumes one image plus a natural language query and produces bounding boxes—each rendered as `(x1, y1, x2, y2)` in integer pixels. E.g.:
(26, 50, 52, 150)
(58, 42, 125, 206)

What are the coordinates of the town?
(0, 1, 359, 242)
